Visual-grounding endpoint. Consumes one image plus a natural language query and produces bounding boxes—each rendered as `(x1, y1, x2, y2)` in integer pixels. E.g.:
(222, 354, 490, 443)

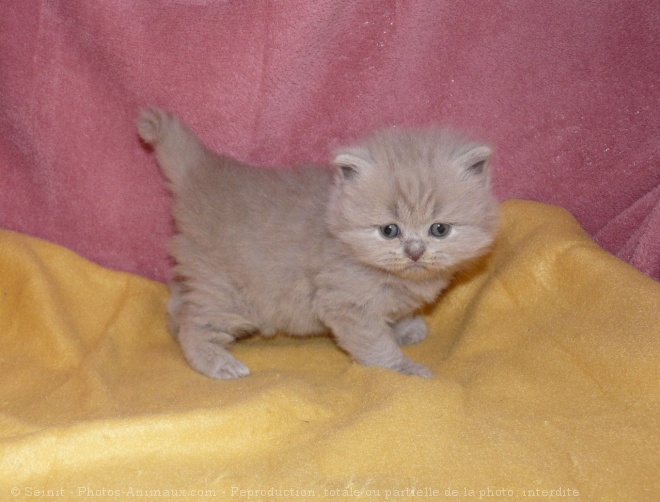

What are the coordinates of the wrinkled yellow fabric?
(1, 200, 658, 502)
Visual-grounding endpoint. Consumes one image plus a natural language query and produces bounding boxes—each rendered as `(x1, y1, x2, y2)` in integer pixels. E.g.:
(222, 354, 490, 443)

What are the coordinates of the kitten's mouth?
(406, 263, 426, 270)
(396, 262, 433, 279)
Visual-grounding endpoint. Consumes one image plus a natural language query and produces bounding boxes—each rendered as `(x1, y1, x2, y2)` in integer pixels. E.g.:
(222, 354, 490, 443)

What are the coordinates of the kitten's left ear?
(456, 144, 493, 181)
(332, 147, 373, 182)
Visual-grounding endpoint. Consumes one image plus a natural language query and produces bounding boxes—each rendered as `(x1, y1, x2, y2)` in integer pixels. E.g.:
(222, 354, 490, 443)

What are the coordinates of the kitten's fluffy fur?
(137, 108, 499, 379)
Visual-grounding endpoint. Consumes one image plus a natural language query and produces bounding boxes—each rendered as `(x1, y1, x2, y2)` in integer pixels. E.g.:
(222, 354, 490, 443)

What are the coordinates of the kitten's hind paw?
(179, 330, 250, 379)
(137, 107, 170, 146)
(392, 358, 432, 378)
(207, 354, 250, 380)
(392, 316, 428, 345)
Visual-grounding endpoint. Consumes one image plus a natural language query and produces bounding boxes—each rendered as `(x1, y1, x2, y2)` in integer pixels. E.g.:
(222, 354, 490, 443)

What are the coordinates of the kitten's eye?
(379, 224, 400, 239)
(429, 223, 452, 238)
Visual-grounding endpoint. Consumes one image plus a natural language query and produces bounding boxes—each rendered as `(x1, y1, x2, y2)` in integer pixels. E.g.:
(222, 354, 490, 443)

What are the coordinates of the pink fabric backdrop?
(2, 0, 658, 281)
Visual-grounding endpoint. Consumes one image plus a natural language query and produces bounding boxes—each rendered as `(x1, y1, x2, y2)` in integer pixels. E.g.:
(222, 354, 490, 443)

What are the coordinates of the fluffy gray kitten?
(137, 108, 499, 379)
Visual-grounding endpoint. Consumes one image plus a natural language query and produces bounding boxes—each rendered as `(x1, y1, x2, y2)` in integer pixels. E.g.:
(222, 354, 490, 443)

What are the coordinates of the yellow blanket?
(1, 200, 658, 501)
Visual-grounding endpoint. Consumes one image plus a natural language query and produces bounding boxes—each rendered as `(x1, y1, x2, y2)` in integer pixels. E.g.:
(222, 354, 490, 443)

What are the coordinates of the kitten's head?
(326, 127, 499, 280)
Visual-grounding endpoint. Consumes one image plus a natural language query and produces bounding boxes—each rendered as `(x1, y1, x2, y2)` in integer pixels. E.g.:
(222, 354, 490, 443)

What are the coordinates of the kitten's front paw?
(392, 316, 428, 345)
(393, 358, 432, 378)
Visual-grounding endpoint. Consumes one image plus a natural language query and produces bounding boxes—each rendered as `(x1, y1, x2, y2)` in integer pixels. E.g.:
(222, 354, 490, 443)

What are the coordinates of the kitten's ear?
(332, 147, 373, 182)
(456, 144, 493, 181)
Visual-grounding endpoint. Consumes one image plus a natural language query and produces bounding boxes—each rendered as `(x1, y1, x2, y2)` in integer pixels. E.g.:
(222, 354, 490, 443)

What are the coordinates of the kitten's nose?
(404, 243, 425, 262)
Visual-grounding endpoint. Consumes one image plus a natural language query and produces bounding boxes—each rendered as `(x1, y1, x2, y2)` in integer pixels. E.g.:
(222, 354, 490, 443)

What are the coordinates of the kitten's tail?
(137, 107, 208, 186)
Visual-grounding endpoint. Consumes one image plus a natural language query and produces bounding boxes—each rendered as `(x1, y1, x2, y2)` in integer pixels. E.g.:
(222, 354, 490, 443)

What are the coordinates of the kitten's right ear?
(332, 147, 373, 182)
(456, 144, 493, 183)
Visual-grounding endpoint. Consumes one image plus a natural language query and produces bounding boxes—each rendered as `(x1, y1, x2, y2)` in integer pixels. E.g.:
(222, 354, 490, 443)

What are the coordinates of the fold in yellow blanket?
(1, 201, 658, 502)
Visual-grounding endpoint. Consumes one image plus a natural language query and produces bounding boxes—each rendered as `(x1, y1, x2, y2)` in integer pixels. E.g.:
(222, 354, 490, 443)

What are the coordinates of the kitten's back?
(138, 108, 333, 252)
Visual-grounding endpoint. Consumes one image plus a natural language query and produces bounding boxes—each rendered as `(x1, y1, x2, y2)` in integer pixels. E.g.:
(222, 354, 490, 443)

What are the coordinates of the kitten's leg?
(391, 316, 428, 346)
(166, 280, 184, 335)
(177, 321, 251, 380)
(137, 107, 209, 187)
(175, 301, 258, 380)
(323, 316, 432, 378)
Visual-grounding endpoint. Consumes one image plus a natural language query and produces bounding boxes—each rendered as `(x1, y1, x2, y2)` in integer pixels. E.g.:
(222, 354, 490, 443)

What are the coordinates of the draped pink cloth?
(2, 0, 658, 280)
